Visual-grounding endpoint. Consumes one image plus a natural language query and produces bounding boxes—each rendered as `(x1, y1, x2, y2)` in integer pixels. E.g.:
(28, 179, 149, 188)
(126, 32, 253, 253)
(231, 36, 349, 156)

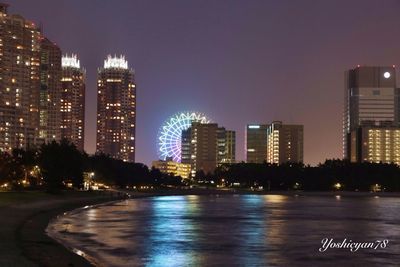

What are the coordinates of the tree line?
(1, 139, 400, 192)
(211, 160, 400, 191)
(0, 139, 181, 192)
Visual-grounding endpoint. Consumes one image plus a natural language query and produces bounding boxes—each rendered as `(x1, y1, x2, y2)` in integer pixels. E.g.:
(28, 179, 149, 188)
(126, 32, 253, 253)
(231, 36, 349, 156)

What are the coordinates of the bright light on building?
(104, 55, 128, 69)
(62, 54, 80, 68)
(152, 158, 191, 179)
(248, 125, 260, 129)
(384, 71, 391, 78)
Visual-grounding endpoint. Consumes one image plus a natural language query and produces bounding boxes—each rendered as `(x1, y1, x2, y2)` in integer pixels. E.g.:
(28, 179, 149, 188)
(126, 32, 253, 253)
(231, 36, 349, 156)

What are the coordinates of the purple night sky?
(8, 0, 400, 165)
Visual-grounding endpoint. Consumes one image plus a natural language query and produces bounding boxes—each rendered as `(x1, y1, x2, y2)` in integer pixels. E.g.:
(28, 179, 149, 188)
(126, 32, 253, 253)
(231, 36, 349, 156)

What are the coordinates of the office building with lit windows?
(181, 128, 192, 164)
(225, 130, 236, 163)
(344, 66, 400, 160)
(187, 122, 235, 176)
(152, 157, 191, 179)
(266, 121, 303, 164)
(349, 125, 400, 165)
(0, 3, 41, 152)
(38, 37, 62, 144)
(217, 128, 236, 164)
(61, 54, 85, 151)
(190, 122, 218, 175)
(96, 55, 136, 162)
(245, 124, 268, 163)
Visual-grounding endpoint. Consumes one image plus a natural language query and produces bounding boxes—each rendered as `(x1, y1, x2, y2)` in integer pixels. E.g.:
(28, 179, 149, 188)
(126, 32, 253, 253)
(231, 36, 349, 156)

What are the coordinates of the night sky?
(8, 0, 400, 165)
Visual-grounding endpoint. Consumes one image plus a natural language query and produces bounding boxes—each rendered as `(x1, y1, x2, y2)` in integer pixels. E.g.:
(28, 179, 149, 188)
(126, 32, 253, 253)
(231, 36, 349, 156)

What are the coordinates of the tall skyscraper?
(96, 55, 136, 162)
(190, 122, 218, 176)
(344, 66, 400, 159)
(245, 124, 268, 163)
(39, 37, 62, 144)
(266, 121, 303, 164)
(0, 3, 41, 152)
(61, 54, 85, 151)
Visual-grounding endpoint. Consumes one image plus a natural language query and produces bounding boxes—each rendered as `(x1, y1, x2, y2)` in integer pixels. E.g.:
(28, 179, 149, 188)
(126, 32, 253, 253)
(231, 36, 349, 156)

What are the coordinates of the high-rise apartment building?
(266, 121, 303, 164)
(0, 3, 41, 152)
(39, 37, 62, 144)
(245, 124, 268, 163)
(61, 54, 85, 151)
(344, 66, 400, 159)
(96, 55, 136, 162)
(217, 128, 236, 164)
(349, 125, 400, 165)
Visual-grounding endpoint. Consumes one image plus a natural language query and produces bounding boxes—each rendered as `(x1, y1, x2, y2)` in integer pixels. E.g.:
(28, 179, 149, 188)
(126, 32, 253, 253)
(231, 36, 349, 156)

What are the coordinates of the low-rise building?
(152, 157, 191, 179)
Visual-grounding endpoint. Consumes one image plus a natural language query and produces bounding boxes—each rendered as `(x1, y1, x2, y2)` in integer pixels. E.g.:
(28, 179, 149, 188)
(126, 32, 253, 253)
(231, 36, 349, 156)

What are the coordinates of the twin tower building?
(0, 4, 136, 162)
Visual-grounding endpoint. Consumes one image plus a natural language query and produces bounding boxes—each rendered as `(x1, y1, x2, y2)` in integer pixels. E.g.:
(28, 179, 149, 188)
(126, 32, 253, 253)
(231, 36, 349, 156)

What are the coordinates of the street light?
(334, 183, 342, 190)
(89, 172, 95, 190)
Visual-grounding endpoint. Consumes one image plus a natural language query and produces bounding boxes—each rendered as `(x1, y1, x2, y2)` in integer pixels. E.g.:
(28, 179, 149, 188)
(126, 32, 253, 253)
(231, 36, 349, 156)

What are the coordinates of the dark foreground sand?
(0, 191, 124, 267)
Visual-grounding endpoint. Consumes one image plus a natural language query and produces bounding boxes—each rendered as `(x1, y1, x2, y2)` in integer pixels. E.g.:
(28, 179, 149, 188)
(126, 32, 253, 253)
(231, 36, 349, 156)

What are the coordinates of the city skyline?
(7, 0, 400, 165)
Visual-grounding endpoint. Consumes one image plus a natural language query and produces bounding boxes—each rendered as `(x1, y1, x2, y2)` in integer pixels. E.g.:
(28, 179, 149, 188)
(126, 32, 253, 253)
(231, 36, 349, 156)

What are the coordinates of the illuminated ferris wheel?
(158, 111, 210, 162)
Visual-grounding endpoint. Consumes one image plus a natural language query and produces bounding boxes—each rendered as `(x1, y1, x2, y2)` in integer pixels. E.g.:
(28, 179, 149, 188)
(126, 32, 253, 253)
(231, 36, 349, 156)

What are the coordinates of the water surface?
(48, 194, 400, 266)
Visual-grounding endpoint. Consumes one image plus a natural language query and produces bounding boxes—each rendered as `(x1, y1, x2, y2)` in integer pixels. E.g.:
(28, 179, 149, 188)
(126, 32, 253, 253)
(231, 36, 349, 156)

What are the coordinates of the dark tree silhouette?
(39, 139, 84, 192)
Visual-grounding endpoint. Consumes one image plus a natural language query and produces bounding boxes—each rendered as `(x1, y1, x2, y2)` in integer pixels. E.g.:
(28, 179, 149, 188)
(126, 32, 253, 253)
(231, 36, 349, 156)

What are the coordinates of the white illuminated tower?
(96, 55, 136, 162)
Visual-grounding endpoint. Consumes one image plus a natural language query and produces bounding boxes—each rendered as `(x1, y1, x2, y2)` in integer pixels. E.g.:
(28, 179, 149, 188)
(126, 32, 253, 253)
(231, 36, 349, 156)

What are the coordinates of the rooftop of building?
(62, 54, 81, 69)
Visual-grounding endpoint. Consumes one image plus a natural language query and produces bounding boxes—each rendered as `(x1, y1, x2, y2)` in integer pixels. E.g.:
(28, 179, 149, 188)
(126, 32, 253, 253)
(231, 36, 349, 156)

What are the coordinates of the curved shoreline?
(10, 192, 124, 267)
(45, 199, 127, 267)
(42, 190, 249, 266)
(10, 190, 400, 267)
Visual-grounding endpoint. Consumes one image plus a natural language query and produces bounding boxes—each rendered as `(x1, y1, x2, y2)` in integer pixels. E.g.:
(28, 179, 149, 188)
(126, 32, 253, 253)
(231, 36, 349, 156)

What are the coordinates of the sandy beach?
(0, 191, 124, 267)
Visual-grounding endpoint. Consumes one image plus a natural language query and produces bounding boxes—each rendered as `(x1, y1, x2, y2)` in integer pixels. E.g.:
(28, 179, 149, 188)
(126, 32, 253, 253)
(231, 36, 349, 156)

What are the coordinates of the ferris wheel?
(157, 111, 210, 162)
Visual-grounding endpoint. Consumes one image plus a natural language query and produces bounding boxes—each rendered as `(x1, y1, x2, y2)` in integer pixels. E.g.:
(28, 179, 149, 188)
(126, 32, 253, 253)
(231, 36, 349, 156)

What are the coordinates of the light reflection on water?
(48, 195, 400, 267)
(145, 195, 200, 267)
